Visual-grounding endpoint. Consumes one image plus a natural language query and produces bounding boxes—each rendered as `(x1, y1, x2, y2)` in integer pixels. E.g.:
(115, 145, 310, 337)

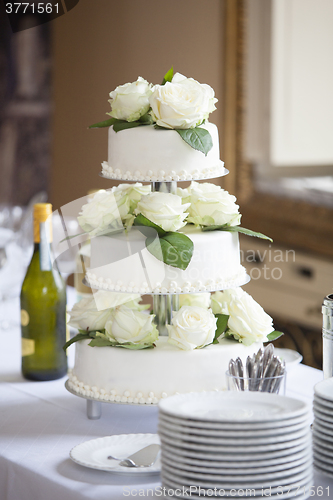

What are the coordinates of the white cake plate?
(65, 380, 158, 420)
(82, 274, 251, 295)
(98, 168, 230, 183)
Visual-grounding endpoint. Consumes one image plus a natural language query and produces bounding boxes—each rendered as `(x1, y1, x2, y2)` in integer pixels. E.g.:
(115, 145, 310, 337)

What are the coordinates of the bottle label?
(21, 310, 30, 326)
(22, 338, 35, 356)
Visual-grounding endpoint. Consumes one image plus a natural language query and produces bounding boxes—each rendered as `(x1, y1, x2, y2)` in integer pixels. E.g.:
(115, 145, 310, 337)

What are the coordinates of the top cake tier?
(101, 122, 228, 183)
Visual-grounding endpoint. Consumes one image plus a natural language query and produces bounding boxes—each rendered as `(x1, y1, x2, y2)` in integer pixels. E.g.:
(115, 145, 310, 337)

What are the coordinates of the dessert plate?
(161, 475, 313, 500)
(161, 465, 312, 489)
(158, 431, 310, 453)
(161, 446, 311, 469)
(158, 425, 309, 445)
(313, 434, 333, 451)
(158, 415, 308, 437)
(314, 394, 333, 409)
(313, 421, 333, 437)
(160, 440, 311, 461)
(158, 392, 308, 422)
(313, 401, 333, 416)
(314, 378, 333, 402)
(161, 454, 312, 479)
(313, 416, 333, 430)
(313, 407, 333, 424)
(158, 411, 309, 430)
(70, 433, 160, 474)
(274, 348, 303, 371)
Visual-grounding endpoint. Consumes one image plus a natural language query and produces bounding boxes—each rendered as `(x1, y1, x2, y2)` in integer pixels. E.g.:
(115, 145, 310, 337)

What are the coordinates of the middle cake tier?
(86, 224, 249, 294)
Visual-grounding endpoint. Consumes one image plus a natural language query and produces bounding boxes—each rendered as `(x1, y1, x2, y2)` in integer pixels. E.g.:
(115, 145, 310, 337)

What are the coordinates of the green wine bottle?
(21, 203, 67, 381)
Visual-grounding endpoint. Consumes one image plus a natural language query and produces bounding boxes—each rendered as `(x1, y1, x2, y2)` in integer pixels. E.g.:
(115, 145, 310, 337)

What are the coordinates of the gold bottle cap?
(33, 203, 53, 243)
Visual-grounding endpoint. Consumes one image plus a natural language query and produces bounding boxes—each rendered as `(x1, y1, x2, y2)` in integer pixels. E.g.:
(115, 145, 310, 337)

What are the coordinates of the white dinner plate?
(158, 392, 308, 422)
(159, 431, 310, 453)
(274, 348, 303, 371)
(161, 454, 312, 480)
(158, 424, 308, 445)
(315, 378, 333, 403)
(314, 394, 333, 410)
(158, 415, 308, 437)
(161, 476, 313, 500)
(314, 415, 333, 431)
(313, 462, 333, 480)
(313, 400, 333, 416)
(160, 440, 311, 461)
(158, 411, 309, 430)
(160, 446, 312, 470)
(313, 445, 333, 463)
(161, 464, 312, 489)
(313, 420, 333, 437)
(313, 407, 333, 424)
(313, 453, 333, 472)
(70, 433, 160, 474)
(313, 434, 333, 452)
(313, 427, 333, 444)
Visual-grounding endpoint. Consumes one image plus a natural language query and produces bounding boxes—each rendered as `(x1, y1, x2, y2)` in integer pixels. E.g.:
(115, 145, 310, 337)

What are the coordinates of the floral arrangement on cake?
(64, 289, 282, 352)
(90, 67, 217, 156)
(77, 181, 271, 271)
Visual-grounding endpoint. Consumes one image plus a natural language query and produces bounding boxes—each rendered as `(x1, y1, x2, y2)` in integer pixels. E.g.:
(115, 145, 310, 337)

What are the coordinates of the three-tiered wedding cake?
(66, 71, 278, 404)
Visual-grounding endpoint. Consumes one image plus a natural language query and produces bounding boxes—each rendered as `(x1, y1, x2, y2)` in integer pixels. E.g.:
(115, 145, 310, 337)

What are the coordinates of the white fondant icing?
(101, 122, 228, 182)
(70, 337, 262, 404)
(87, 225, 249, 293)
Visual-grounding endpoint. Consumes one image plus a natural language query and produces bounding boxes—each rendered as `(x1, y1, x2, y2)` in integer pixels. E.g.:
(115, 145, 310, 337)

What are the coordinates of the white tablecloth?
(1, 289, 332, 500)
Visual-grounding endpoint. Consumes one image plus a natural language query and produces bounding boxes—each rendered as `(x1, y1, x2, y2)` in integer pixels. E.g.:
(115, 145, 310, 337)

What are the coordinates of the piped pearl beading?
(101, 161, 228, 182)
(86, 268, 249, 294)
(68, 371, 169, 405)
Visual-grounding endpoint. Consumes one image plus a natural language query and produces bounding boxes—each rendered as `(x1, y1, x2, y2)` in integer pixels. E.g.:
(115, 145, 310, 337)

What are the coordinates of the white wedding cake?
(66, 71, 277, 405)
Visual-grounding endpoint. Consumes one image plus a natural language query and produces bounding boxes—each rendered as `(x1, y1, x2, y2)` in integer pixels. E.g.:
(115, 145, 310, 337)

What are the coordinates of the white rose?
(187, 181, 241, 226)
(77, 190, 127, 236)
(211, 288, 274, 346)
(68, 295, 113, 331)
(67, 291, 145, 331)
(149, 72, 217, 129)
(108, 77, 153, 122)
(179, 293, 211, 309)
(134, 192, 190, 232)
(167, 306, 217, 351)
(105, 306, 158, 344)
(112, 183, 151, 228)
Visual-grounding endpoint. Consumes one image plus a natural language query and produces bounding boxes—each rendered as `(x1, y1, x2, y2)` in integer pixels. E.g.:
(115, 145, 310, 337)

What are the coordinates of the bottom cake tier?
(68, 337, 262, 404)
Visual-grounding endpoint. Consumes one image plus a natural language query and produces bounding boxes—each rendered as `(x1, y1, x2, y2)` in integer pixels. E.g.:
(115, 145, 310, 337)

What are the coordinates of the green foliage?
(176, 127, 213, 156)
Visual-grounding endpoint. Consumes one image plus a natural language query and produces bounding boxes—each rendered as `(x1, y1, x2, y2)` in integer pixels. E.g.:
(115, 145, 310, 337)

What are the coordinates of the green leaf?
(88, 338, 117, 347)
(212, 314, 229, 344)
(267, 330, 284, 342)
(202, 224, 273, 242)
(162, 66, 174, 85)
(133, 214, 167, 237)
(112, 120, 148, 133)
(89, 118, 117, 129)
(139, 113, 154, 124)
(117, 343, 155, 350)
(63, 332, 92, 351)
(146, 232, 193, 270)
(176, 127, 213, 156)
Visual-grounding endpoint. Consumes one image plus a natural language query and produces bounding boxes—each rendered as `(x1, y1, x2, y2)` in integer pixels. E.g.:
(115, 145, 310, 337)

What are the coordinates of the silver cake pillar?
(151, 181, 179, 335)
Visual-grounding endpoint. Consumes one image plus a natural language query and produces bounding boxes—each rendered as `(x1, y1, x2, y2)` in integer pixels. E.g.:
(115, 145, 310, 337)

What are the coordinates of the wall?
(50, 0, 224, 209)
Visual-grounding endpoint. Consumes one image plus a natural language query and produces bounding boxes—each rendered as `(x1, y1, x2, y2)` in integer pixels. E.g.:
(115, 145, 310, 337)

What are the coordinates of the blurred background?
(0, 0, 332, 367)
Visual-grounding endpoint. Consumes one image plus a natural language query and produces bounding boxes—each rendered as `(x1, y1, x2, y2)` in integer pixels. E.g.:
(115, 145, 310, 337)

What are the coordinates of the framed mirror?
(222, 0, 333, 259)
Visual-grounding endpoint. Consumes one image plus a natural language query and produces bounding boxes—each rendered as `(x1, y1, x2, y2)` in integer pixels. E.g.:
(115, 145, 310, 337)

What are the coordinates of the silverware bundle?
(228, 344, 286, 393)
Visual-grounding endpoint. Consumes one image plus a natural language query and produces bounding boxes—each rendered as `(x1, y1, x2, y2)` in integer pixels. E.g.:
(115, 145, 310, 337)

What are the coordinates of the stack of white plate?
(313, 378, 333, 477)
(158, 392, 312, 500)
